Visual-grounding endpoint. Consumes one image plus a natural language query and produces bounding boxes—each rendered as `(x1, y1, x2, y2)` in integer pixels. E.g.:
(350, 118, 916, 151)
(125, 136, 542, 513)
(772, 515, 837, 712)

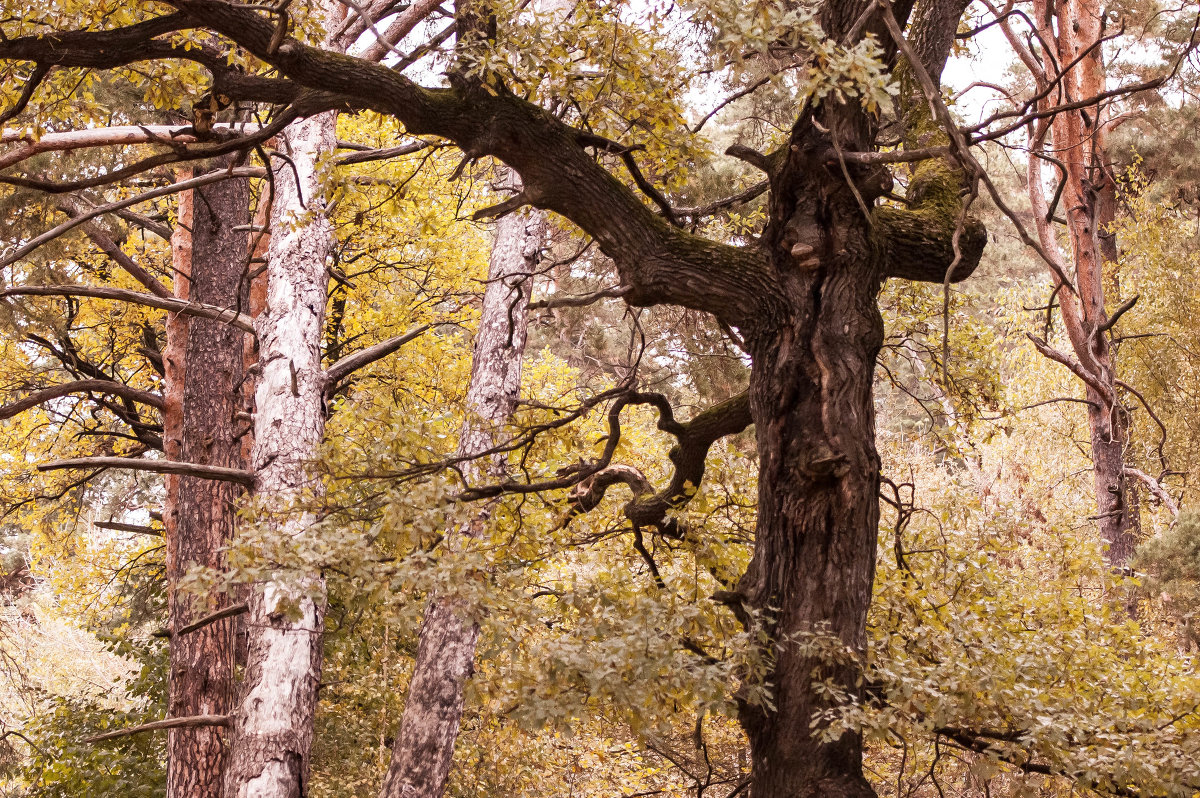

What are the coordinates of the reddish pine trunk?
(1025, 0, 1139, 566)
(164, 164, 252, 797)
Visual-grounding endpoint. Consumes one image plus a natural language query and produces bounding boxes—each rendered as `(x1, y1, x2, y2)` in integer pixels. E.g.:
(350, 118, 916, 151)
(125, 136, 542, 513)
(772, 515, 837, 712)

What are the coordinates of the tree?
(2, 1, 1196, 796)
(162, 163, 251, 798)
(998, 0, 1144, 567)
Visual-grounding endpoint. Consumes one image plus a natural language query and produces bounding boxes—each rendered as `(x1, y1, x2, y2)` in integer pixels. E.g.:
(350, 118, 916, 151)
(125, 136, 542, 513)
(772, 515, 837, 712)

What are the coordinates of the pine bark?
(1025, 0, 1139, 566)
(378, 170, 543, 798)
(164, 163, 252, 798)
(220, 109, 338, 798)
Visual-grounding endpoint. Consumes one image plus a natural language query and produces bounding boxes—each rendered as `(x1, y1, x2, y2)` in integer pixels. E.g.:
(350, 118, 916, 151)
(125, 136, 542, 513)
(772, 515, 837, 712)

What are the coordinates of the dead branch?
(154, 602, 249, 639)
(84, 715, 230, 744)
(0, 167, 265, 268)
(94, 521, 163, 537)
(39, 457, 254, 487)
(0, 380, 163, 420)
(1, 285, 255, 332)
(323, 324, 431, 388)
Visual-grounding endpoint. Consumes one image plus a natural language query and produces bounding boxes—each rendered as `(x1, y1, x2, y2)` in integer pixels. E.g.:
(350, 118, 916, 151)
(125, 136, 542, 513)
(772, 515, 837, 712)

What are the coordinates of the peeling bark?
(379, 169, 545, 798)
(1025, 0, 1140, 567)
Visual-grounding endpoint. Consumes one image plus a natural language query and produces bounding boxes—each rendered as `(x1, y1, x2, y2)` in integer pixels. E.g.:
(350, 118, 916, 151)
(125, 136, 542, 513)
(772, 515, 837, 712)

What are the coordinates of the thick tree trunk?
(164, 164, 252, 797)
(221, 110, 337, 798)
(378, 170, 544, 798)
(736, 142, 884, 798)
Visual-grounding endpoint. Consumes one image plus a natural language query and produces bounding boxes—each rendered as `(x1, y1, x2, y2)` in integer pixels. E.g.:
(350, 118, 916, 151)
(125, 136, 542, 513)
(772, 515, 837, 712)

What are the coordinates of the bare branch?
(358, 0, 444, 62)
(84, 715, 230, 744)
(39, 457, 255, 487)
(1124, 467, 1179, 518)
(323, 324, 431, 389)
(1, 286, 255, 332)
(154, 602, 249, 639)
(0, 124, 262, 171)
(1026, 334, 1113, 402)
(93, 521, 163, 537)
(529, 285, 631, 310)
(0, 379, 163, 420)
(0, 167, 265, 268)
(58, 200, 172, 297)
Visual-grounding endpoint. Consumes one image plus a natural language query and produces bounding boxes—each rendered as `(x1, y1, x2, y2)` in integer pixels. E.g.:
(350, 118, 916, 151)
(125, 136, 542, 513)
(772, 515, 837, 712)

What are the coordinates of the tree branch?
(323, 324, 431, 389)
(151, 0, 778, 327)
(84, 715, 230, 744)
(529, 285, 631, 311)
(568, 391, 753, 536)
(39, 457, 254, 487)
(0, 167, 264, 268)
(0, 380, 163, 421)
(94, 521, 163, 537)
(1, 286, 256, 333)
(1124, 467, 1179, 518)
(58, 200, 172, 297)
(154, 602, 249, 639)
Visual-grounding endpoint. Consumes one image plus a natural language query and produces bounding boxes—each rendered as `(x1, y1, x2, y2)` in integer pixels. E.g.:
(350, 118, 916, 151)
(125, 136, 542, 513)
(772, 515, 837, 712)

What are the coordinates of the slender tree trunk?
(220, 109, 337, 798)
(378, 170, 544, 798)
(164, 162, 252, 797)
(1025, 0, 1139, 567)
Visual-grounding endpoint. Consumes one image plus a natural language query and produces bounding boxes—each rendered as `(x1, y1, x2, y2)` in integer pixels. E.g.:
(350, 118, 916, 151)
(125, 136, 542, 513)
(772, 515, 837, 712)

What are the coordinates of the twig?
(529, 285, 630, 310)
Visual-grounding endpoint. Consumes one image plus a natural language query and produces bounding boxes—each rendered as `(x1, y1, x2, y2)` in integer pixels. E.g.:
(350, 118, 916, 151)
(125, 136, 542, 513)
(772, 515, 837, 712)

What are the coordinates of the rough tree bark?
(163, 162, 252, 798)
(379, 169, 545, 798)
(220, 104, 340, 798)
(1016, 0, 1140, 566)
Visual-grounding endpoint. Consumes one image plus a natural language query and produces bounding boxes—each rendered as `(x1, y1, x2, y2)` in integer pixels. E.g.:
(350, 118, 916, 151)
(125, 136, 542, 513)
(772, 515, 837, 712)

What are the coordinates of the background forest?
(1, 0, 1200, 796)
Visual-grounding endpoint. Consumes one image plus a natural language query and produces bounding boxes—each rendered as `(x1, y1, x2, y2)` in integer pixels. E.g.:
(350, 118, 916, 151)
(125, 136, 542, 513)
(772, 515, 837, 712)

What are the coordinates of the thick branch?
(323, 324, 431, 388)
(39, 457, 254, 487)
(0, 380, 163, 420)
(569, 392, 753, 535)
(0, 124, 255, 171)
(155, 0, 777, 326)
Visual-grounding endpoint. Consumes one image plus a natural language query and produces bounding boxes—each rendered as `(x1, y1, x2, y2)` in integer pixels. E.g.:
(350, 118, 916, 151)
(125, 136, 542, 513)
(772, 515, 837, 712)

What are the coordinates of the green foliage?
(1135, 514, 1200, 648)
(14, 638, 166, 798)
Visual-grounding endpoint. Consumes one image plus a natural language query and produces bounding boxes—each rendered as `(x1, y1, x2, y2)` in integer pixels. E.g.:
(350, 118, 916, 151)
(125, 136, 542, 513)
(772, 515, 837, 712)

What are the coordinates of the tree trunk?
(164, 163, 252, 798)
(1023, 0, 1139, 567)
(734, 119, 885, 798)
(220, 109, 337, 798)
(378, 170, 544, 798)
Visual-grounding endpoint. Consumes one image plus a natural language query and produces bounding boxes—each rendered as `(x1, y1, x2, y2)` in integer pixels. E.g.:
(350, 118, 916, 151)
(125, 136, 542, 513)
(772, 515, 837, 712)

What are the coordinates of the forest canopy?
(0, 0, 1199, 797)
